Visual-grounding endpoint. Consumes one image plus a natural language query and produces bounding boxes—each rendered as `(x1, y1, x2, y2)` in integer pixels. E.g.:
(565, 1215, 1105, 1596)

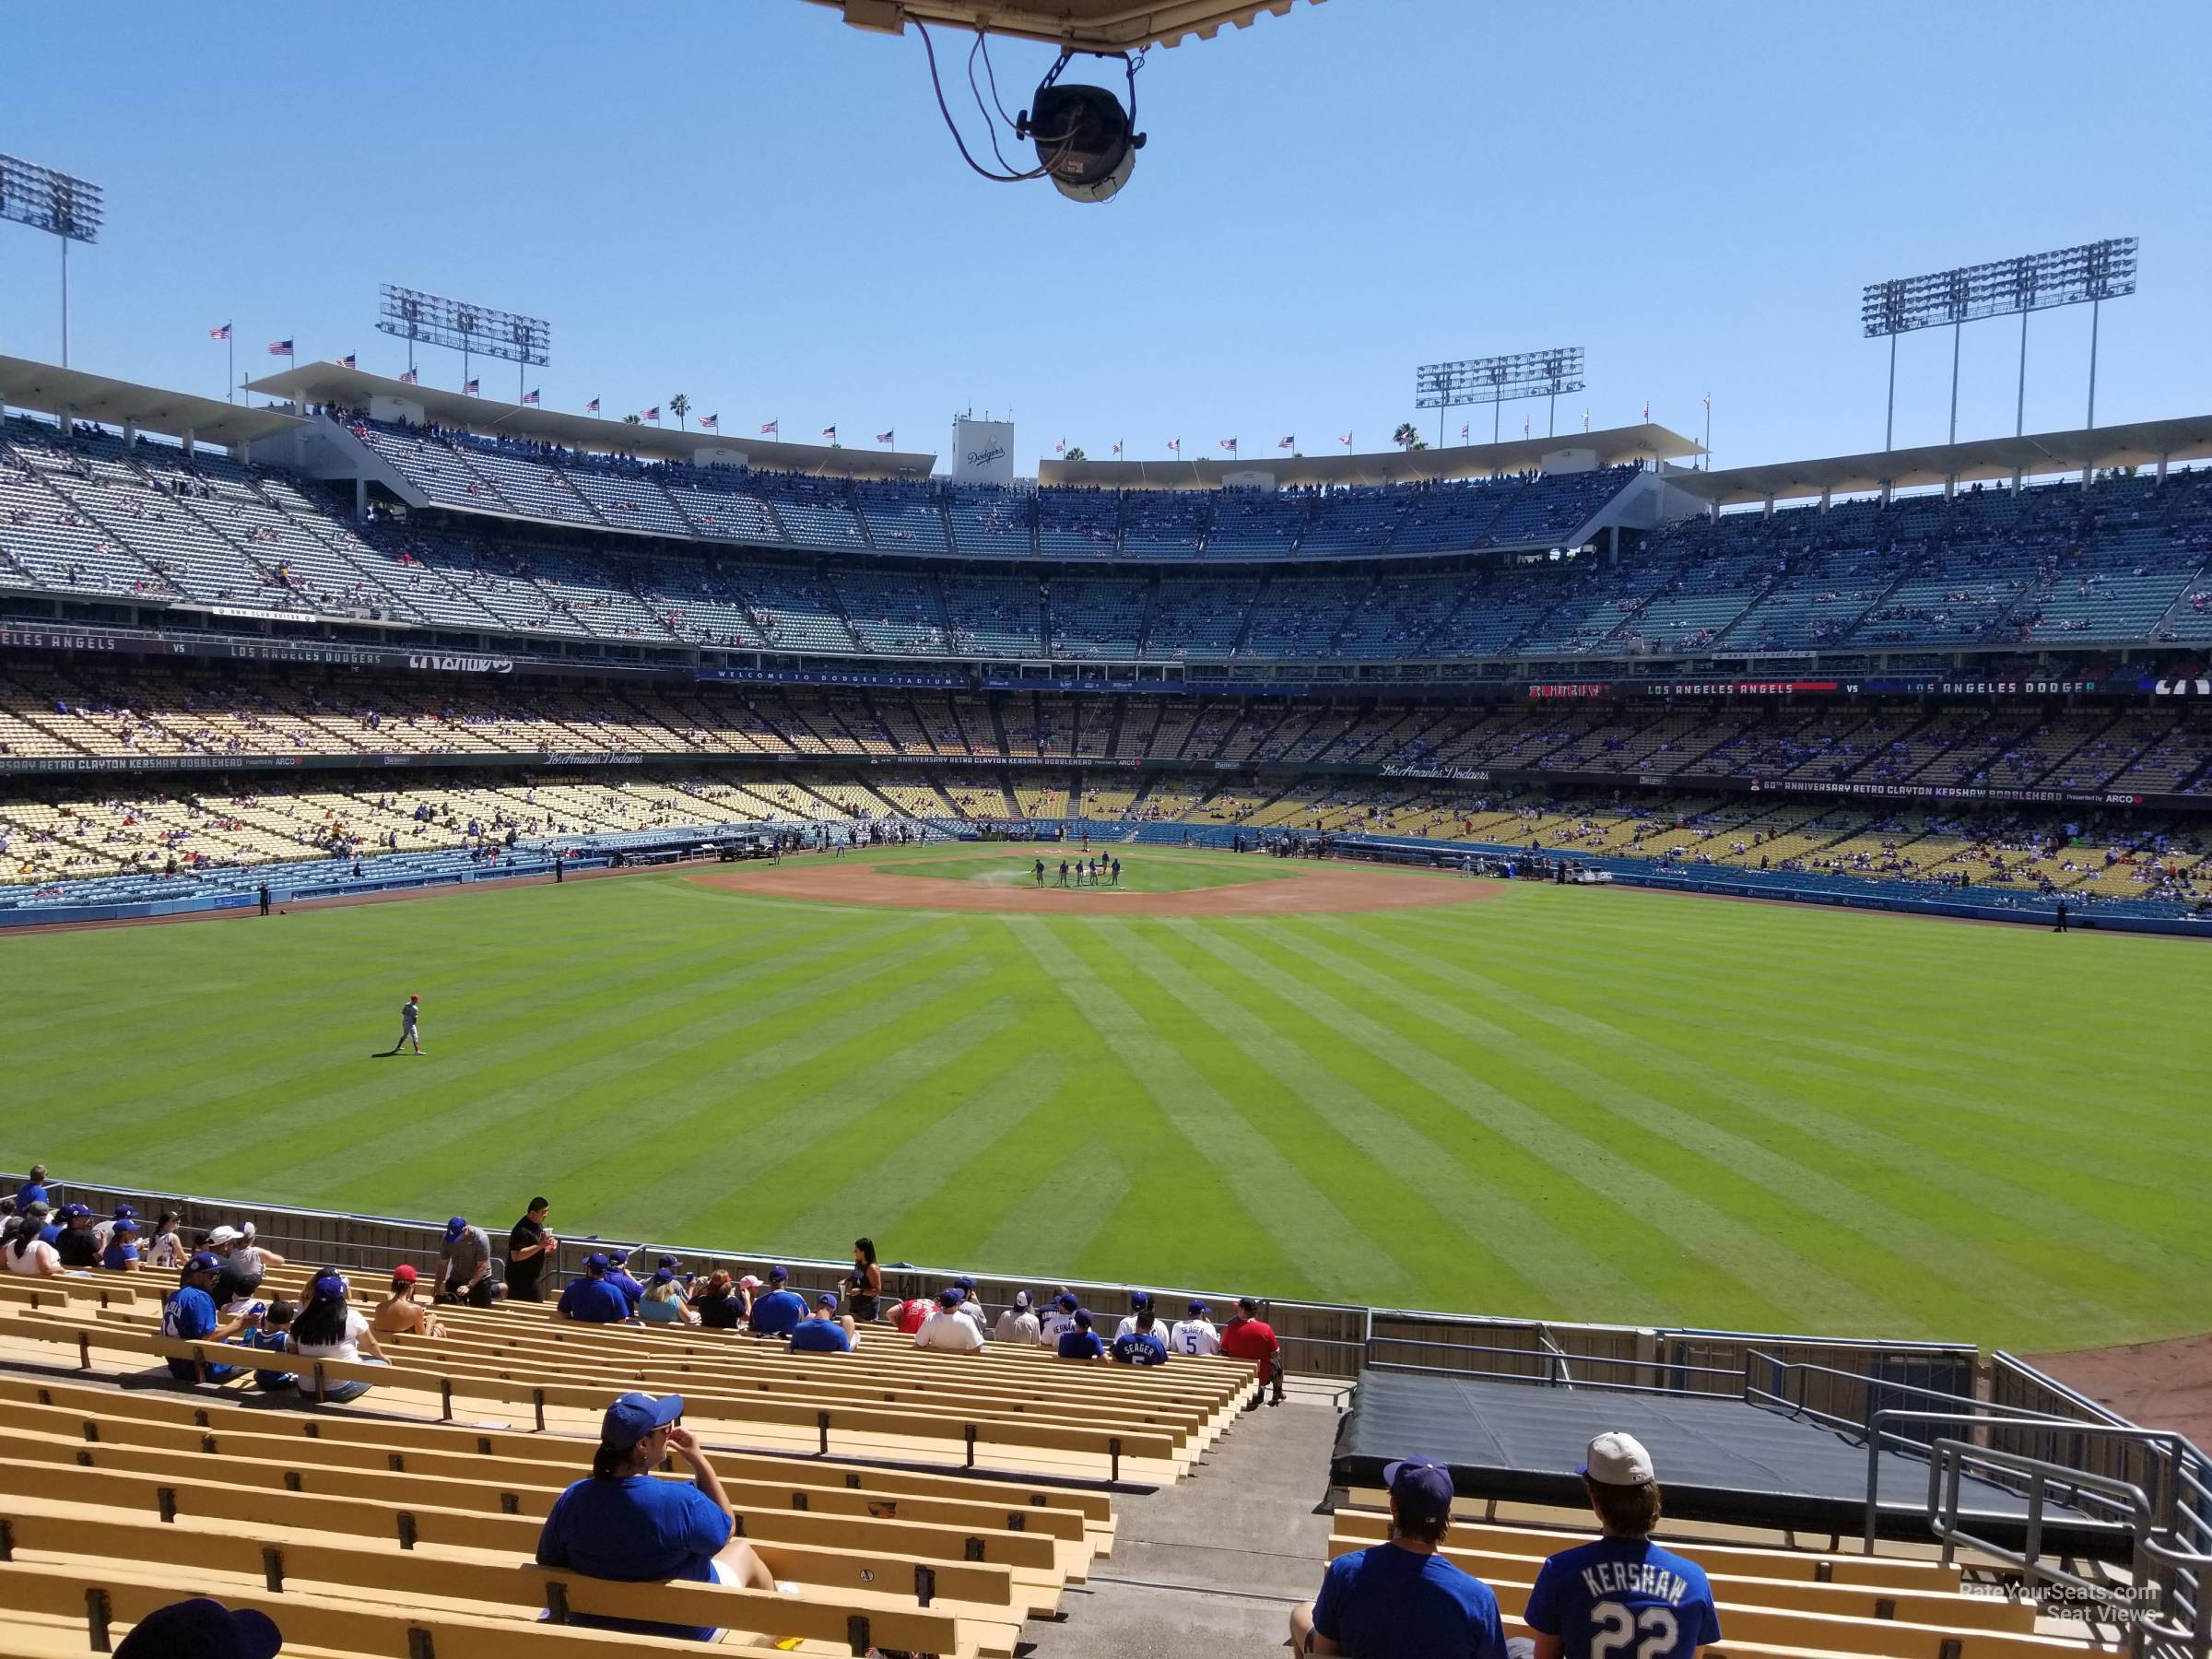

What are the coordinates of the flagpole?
(228, 333, 234, 405)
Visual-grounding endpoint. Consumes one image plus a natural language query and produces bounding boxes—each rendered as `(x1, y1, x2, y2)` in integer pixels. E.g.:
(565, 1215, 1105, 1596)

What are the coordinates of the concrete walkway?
(1021, 1381, 1344, 1657)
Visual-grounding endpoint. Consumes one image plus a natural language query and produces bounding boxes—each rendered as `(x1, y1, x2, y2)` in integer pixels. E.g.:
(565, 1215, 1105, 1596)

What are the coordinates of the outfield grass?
(3, 846, 2207, 1350)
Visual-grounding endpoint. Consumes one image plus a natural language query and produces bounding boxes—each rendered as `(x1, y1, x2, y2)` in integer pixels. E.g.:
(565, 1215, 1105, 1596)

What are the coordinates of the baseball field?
(4, 842, 2206, 1351)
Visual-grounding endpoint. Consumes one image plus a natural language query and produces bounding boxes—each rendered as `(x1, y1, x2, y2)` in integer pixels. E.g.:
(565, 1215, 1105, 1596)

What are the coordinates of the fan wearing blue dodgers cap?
(787, 1291, 858, 1353)
(159, 1252, 265, 1383)
(536, 1391, 775, 1641)
(1524, 1433, 1720, 1659)
(113, 1594, 282, 1659)
(1292, 1458, 1510, 1659)
(745, 1265, 807, 1338)
(558, 1253, 640, 1324)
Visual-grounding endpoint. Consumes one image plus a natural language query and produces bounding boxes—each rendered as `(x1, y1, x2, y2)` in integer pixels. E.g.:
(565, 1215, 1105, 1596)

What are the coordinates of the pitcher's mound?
(688, 857, 1507, 916)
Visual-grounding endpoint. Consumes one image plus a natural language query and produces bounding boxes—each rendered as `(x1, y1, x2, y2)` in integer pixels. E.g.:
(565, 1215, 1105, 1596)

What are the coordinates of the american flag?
(464, 378, 480, 396)
(586, 398, 600, 416)
(207, 324, 231, 341)
(1112, 441, 1123, 455)
(523, 389, 540, 406)
(1583, 410, 1591, 431)
(1219, 438, 1238, 453)
(643, 406, 660, 422)
(339, 354, 357, 371)
(1054, 439, 1065, 454)
(1277, 436, 1294, 450)
(1461, 425, 1470, 442)
(1338, 432, 1352, 448)
(398, 368, 418, 386)
(875, 429, 894, 443)
(698, 413, 717, 429)
(1167, 438, 1180, 453)
(760, 419, 779, 435)
(267, 339, 293, 356)
(821, 425, 836, 440)
(1642, 400, 1651, 421)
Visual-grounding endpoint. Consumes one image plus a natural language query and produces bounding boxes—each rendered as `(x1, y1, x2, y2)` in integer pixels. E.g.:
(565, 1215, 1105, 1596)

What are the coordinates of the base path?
(688, 858, 1507, 916)
(2026, 1334, 2212, 1452)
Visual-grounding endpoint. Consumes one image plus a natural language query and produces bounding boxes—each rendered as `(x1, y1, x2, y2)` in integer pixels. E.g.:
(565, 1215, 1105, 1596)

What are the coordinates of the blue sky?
(2, 0, 2205, 475)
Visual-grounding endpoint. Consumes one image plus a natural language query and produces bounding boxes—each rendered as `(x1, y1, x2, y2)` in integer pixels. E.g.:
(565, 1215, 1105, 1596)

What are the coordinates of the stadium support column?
(2086, 297, 2101, 434)
(355, 477, 368, 520)
(1884, 333, 1897, 451)
(58, 237, 68, 368)
(2015, 308, 2029, 437)
(1948, 322, 1960, 445)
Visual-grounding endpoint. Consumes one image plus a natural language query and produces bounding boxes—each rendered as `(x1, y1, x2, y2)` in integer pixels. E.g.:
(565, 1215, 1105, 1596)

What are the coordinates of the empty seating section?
(1049, 577, 1147, 657)
(563, 467, 692, 537)
(944, 575, 1044, 655)
(662, 478, 784, 543)
(1206, 489, 1307, 556)
(768, 477, 867, 549)
(1147, 579, 1258, 656)
(1034, 488, 1122, 557)
(1241, 578, 1369, 654)
(834, 568, 948, 653)
(1117, 489, 1212, 558)
(357, 423, 517, 511)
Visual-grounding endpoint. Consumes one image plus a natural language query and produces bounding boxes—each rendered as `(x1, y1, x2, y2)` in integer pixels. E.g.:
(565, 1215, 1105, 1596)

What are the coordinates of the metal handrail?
(1926, 1438, 2212, 1659)
(1366, 1335, 1739, 1381)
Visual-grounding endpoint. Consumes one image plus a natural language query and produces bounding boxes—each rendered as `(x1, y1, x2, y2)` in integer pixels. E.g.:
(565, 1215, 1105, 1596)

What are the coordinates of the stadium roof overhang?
(803, 0, 1319, 51)
(1040, 423, 1699, 488)
(1667, 416, 2212, 507)
(245, 362, 940, 480)
(0, 355, 305, 450)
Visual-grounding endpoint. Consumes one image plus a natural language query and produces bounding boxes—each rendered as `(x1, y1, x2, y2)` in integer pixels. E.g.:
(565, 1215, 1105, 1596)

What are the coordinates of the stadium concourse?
(0, 1181, 2199, 1659)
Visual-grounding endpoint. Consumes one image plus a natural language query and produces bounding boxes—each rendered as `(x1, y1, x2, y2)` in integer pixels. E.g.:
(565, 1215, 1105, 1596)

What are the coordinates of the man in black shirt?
(53, 1205, 101, 1269)
(506, 1197, 559, 1302)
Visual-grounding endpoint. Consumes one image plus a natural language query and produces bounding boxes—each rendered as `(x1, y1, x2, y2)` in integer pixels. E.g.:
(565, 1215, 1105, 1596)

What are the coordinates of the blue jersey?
(1524, 1537, 1721, 1659)
(536, 1475, 732, 1642)
(1057, 1329, 1106, 1360)
(558, 1277, 633, 1323)
(788, 1319, 853, 1353)
(1312, 1541, 1509, 1659)
(606, 1270, 645, 1312)
(747, 1288, 807, 1336)
(160, 1285, 235, 1382)
(1111, 1331, 1169, 1366)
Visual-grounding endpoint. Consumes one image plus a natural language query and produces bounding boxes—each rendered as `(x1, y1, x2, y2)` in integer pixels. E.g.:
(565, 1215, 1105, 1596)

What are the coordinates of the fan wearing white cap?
(1291, 1458, 1510, 1658)
(535, 1392, 774, 1642)
(1524, 1433, 1721, 1659)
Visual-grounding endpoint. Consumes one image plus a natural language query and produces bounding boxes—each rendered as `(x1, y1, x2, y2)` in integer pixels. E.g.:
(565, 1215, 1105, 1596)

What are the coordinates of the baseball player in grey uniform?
(394, 994, 423, 1056)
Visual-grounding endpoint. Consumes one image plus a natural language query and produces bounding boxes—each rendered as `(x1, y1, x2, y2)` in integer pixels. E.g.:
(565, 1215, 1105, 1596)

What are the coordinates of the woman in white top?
(145, 1212, 186, 1271)
(3, 1218, 65, 1278)
(288, 1273, 389, 1364)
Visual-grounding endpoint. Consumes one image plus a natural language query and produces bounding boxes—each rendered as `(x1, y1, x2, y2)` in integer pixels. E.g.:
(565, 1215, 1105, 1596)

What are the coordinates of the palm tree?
(1064, 446, 1087, 462)
(1392, 421, 1430, 452)
(622, 413, 642, 426)
(669, 394, 690, 432)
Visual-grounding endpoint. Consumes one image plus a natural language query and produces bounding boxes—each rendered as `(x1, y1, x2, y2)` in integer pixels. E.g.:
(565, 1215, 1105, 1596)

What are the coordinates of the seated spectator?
(205, 1227, 265, 1305)
(641, 1266, 700, 1325)
(880, 1291, 935, 1335)
(1056, 1307, 1107, 1363)
(916, 1288, 986, 1352)
(113, 1595, 282, 1659)
(3, 1207, 65, 1278)
(371, 1264, 444, 1337)
(1220, 1295, 1287, 1404)
(101, 1217, 143, 1272)
(535, 1391, 775, 1641)
(53, 1204, 101, 1269)
(948, 1275, 989, 1335)
(605, 1250, 647, 1312)
(93, 1202, 135, 1253)
(248, 1300, 299, 1393)
(145, 1209, 186, 1270)
(14, 1165, 50, 1209)
(439, 1215, 503, 1307)
(1111, 1308, 1171, 1366)
(1526, 1434, 1720, 1659)
(787, 1291, 857, 1353)
(747, 1265, 807, 1337)
(692, 1269, 747, 1330)
(559, 1253, 639, 1324)
(1291, 1459, 1508, 1659)
(160, 1251, 262, 1381)
(1115, 1291, 1158, 1337)
(1039, 1290, 1080, 1347)
(1171, 1299, 1221, 1357)
(289, 1270, 389, 1401)
(994, 1288, 1041, 1345)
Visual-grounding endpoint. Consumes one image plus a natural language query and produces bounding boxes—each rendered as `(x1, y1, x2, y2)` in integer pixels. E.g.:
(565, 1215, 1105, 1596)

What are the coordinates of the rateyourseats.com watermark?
(1963, 1582, 2164, 1621)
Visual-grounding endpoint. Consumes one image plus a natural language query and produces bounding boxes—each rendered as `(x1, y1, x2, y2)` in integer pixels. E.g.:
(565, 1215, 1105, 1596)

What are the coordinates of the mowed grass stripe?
(1223, 917, 1910, 1334)
(1298, 916, 2164, 1326)
(290, 916, 976, 1215)
(1007, 915, 1414, 1300)
(973, 1139, 1138, 1291)
(1096, 917, 1563, 1316)
(1319, 912, 2212, 1304)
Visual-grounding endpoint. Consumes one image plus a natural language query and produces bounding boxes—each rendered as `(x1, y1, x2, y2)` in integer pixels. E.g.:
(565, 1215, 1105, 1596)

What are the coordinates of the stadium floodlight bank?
(1416, 347, 1584, 447)
(0, 152, 103, 368)
(1862, 236, 2137, 450)
(376, 282, 550, 399)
